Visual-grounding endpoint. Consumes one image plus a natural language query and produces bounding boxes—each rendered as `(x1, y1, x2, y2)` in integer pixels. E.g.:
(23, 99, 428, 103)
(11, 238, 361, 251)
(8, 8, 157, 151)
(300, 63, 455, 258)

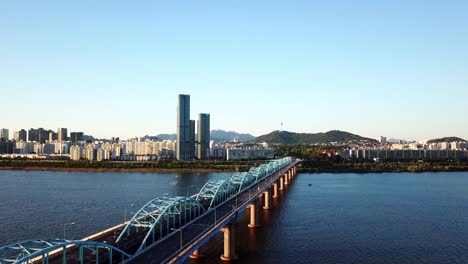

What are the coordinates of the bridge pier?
(272, 183, 278, 198)
(248, 202, 261, 227)
(284, 173, 289, 185)
(190, 249, 204, 259)
(220, 223, 238, 261)
(279, 176, 284, 190)
(263, 190, 272, 210)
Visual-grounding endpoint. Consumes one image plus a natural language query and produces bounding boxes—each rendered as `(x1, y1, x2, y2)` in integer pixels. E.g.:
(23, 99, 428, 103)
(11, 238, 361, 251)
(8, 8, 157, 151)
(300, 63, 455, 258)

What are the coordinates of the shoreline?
(0, 167, 235, 173)
(1, 166, 467, 174)
(299, 166, 468, 174)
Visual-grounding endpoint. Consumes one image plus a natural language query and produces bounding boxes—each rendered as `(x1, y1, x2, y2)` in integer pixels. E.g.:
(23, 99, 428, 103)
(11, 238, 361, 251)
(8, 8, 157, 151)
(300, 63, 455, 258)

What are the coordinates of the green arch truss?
(115, 196, 205, 254)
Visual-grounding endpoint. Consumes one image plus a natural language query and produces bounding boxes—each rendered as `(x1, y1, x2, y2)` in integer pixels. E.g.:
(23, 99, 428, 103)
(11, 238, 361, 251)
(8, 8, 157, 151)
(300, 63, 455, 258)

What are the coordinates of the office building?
(0, 128, 9, 141)
(58, 128, 68, 142)
(36, 128, 48, 144)
(176, 94, 193, 160)
(197, 113, 210, 160)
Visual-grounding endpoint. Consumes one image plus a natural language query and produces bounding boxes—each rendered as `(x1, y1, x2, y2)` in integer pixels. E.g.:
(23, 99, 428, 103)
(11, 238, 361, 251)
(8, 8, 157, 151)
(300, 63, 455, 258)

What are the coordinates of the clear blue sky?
(1, 1, 467, 140)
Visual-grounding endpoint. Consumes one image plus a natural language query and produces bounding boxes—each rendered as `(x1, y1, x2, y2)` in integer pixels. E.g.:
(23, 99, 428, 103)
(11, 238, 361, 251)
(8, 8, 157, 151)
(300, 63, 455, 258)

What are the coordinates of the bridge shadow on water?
(185, 179, 296, 264)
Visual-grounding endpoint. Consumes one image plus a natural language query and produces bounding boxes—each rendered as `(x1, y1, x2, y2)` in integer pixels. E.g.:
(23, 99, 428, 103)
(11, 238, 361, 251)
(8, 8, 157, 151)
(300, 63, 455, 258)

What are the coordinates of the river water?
(1, 170, 468, 263)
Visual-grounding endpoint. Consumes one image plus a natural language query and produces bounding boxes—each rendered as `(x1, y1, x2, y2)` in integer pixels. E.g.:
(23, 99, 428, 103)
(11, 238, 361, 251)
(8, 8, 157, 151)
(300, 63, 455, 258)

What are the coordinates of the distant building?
(85, 145, 96, 160)
(70, 132, 84, 143)
(36, 128, 48, 144)
(13, 131, 20, 141)
(43, 143, 55, 154)
(18, 129, 27, 141)
(0, 141, 14, 154)
(58, 128, 68, 142)
(197, 113, 210, 160)
(0, 128, 9, 141)
(176, 94, 193, 160)
(226, 148, 275, 161)
(48, 130, 58, 142)
(96, 148, 105, 161)
(28, 128, 36, 142)
(380, 136, 387, 145)
(70, 145, 82, 160)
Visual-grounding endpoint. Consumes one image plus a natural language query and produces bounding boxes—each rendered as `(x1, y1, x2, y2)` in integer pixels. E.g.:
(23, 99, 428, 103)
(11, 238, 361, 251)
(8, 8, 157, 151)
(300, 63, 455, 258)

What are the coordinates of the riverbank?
(0, 166, 234, 173)
(0, 159, 258, 173)
(299, 161, 468, 173)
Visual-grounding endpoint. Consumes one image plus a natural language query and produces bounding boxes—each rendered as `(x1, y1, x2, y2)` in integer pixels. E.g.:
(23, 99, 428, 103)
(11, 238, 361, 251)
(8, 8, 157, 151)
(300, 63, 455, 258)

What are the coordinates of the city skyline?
(1, 1, 467, 140)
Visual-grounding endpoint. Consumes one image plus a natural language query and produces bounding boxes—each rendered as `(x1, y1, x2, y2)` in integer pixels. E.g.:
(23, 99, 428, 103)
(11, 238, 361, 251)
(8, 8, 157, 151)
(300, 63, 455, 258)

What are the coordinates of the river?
(1, 170, 467, 263)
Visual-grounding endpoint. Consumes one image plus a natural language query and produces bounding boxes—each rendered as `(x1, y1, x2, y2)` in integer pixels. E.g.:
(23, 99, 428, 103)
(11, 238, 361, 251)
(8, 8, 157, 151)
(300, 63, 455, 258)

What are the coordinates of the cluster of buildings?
(0, 128, 81, 156)
(1, 95, 275, 162)
(344, 136, 468, 161)
(68, 140, 176, 161)
(0, 129, 178, 161)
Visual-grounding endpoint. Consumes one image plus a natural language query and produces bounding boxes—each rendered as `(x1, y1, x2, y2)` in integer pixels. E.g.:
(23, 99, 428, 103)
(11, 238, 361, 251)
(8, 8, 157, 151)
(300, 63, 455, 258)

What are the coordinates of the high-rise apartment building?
(37, 128, 48, 144)
(28, 128, 36, 142)
(176, 94, 193, 160)
(0, 128, 9, 141)
(58, 128, 68, 142)
(13, 131, 20, 141)
(197, 113, 210, 160)
(70, 132, 84, 143)
(18, 129, 27, 141)
(48, 130, 57, 142)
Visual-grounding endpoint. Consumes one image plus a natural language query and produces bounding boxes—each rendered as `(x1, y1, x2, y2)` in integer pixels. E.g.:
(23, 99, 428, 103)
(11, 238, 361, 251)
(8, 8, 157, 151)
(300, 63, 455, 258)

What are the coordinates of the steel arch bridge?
(0, 157, 296, 264)
(115, 196, 205, 254)
(195, 180, 238, 210)
(0, 239, 131, 264)
(229, 172, 256, 193)
(249, 166, 267, 181)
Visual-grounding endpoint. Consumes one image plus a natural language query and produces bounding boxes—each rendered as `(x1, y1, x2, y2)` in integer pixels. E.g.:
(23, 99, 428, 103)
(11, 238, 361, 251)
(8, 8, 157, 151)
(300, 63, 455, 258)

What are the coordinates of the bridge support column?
(220, 223, 238, 261)
(263, 190, 272, 210)
(190, 249, 204, 259)
(279, 177, 284, 190)
(273, 183, 278, 198)
(248, 202, 261, 227)
(284, 173, 289, 185)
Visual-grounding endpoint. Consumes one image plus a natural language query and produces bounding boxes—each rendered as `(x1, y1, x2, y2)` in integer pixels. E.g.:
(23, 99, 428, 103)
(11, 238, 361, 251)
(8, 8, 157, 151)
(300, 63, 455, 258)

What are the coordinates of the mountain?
(211, 130, 255, 142)
(153, 130, 255, 142)
(255, 130, 378, 145)
(427, 137, 466, 144)
(155, 134, 176, 141)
